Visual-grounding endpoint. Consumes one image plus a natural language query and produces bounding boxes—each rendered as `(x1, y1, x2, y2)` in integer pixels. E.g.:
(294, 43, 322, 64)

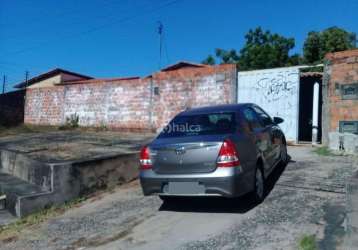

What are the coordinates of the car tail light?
(140, 146, 152, 170)
(216, 139, 240, 167)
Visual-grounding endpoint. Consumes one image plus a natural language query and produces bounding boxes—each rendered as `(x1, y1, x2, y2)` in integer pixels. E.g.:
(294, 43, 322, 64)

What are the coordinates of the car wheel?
(253, 167, 265, 203)
(159, 195, 175, 203)
(280, 141, 288, 165)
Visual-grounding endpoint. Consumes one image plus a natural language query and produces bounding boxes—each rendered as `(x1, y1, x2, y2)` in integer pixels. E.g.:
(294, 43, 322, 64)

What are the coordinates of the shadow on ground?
(159, 157, 291, 214)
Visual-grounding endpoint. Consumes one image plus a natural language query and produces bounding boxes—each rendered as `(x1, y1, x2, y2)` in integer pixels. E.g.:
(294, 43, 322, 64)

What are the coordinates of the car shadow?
(159, 155, 291, 214)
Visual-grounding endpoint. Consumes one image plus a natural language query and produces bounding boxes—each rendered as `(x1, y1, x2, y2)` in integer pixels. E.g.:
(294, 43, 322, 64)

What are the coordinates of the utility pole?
(2, 75, 6, 94)
(158, 21, 163, 69)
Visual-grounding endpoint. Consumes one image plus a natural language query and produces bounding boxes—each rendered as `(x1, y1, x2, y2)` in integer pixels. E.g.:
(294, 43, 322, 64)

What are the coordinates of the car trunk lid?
(150, 135, 225, 174)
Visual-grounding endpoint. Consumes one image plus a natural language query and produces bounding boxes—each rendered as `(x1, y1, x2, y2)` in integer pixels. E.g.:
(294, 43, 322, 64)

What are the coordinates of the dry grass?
(0, 124, 59, 137)
(0, 124, 112, 138)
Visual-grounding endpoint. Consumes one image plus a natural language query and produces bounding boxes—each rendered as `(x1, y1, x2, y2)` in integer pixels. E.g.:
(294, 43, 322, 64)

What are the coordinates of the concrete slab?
(0, 131, 154, 163)
(0, 209, 16, 226)
(0, 131, 155, 217)
(344, 173, 358, 249)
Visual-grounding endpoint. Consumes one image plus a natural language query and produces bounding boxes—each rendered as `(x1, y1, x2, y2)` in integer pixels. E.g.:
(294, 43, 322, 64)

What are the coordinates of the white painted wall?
(237, 66, 300, 142)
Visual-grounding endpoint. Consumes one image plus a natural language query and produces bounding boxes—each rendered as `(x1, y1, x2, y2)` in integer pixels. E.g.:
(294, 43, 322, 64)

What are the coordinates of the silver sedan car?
(139, 103, 288, 202)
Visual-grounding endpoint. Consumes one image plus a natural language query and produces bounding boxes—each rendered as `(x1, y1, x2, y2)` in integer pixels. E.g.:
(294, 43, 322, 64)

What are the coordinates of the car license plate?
(168, 182, 205, 194)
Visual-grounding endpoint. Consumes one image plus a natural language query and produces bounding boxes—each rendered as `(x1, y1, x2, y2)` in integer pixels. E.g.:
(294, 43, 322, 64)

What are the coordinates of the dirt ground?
(0, 145, 354, 250)
(0, 130, 153, 162)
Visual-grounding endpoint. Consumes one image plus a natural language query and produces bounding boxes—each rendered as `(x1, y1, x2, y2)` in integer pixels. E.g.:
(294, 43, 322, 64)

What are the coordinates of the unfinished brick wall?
(25, 87, 65, 125)
(63, 78, 151, 130)
(151, 64, 237, 129)
(322, 49, 358, 147)
(24, 64, 237, 131)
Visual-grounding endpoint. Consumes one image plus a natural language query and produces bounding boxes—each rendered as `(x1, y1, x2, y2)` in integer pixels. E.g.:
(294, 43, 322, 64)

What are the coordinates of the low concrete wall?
(328, 132, 358, 154)
(0, 150, 52, 191)
(73, 153, 138, 194)
(0, 150, 139, 217)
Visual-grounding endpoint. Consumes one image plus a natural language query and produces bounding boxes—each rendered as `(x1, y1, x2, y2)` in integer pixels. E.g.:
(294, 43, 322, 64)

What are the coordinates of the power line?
(1, 0, 182, 57)
(2, 0, 131, 42)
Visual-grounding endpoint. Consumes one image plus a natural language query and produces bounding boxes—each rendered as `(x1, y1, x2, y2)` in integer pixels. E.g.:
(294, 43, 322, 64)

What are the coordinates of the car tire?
(159, 195, 176, 203)
(280, 140, 288, 165)
(253, 167, 265, 203)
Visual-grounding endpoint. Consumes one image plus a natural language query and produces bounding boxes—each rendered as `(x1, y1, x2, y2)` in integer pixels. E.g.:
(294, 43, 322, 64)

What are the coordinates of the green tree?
(303, 31, 321, 64)
(215, 48, 239, 64)
(202, 55, 216, 65)
(303, 27, 356, 64)
(287, 53, 303, 66)
(202, 27, 300, 70)
(238, 27, 298, 70)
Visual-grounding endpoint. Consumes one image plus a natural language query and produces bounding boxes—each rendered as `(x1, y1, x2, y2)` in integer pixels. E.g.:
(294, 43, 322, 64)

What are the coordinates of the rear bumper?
(140, 166, 253, 198)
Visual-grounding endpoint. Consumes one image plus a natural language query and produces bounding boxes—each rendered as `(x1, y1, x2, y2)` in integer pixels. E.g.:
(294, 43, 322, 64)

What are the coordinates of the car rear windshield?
(158, 112, 236, 138)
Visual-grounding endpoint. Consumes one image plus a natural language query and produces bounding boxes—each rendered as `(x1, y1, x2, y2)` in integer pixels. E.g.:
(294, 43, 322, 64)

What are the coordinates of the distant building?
(14, 68, 92, 89)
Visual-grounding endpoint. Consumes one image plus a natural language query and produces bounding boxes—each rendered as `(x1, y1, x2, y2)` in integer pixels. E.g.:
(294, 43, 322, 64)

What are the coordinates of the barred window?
(341, 83, 358, 100)
(339, 121, 358, 134)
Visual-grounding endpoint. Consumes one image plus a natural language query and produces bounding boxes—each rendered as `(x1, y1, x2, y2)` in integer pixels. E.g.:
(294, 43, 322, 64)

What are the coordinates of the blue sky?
(0, 0, 357, 91)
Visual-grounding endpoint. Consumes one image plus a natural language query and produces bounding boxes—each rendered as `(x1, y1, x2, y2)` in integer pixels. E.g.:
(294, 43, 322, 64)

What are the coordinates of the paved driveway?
(0, 146, 354, 250)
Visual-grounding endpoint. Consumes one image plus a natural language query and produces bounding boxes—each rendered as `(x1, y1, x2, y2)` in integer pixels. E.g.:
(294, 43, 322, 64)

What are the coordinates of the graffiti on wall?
(254, 72, 298, 105)
(238, 69, 300, 141)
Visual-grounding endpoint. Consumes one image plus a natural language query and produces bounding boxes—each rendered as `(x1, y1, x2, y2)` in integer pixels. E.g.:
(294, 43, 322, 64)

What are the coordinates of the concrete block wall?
(329, 132, 358, 154)
(322, 49, 358, 151)
(24, 64, 237, 131)
(0, 148, 139, 217)
(0, 150, 51, 191)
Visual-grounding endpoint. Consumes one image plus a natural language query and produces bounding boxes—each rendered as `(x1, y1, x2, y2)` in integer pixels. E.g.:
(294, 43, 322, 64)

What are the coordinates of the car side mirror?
(273, 117, 284, 124)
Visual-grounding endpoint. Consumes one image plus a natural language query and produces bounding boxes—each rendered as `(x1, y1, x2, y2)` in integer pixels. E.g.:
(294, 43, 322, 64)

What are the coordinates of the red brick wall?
(322, 49, 358, 144)
(64, 78, 151, 130)
(24, 64, 237, 131)
(25, 87, 65, 125)
(151, 64, 237, 129)
(326, 50, 358, 131)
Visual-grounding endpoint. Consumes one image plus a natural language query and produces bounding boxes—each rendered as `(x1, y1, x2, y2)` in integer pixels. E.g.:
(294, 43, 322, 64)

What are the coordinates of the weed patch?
(298, 234, 317, 250)
(313, 146, 335, 156)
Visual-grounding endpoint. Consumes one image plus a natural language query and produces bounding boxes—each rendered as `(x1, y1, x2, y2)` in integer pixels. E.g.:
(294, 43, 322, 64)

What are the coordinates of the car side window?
(252, 106, 273, 127)
(242, 108, 262, 131)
